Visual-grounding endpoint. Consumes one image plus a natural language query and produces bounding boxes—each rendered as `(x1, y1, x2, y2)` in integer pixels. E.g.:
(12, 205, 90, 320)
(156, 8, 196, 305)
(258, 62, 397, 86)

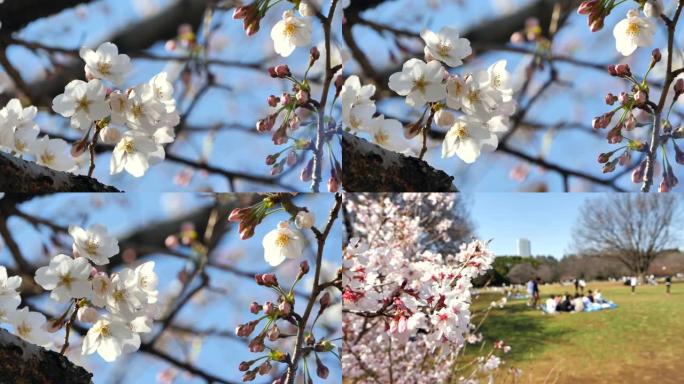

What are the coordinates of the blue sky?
(470, 193, 589, 258)
(0, 193, 341, 383)
(471, 193, 684, 258)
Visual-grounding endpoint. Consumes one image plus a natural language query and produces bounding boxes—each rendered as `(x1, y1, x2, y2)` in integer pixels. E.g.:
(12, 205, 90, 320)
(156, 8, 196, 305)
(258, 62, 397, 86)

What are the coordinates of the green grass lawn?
(463, 281, 684, 383)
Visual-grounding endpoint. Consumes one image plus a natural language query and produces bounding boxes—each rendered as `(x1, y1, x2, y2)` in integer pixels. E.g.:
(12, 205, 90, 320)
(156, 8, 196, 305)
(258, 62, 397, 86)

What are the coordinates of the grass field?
(464, 281, 684, 383)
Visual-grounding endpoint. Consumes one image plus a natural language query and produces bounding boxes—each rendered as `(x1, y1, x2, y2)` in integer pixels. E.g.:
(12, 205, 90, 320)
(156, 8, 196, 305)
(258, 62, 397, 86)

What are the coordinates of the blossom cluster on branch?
(0, 223, 159, 362)
(342, 193, 512, 384)
(342, 26, 517, 163)
(0, 41, 179, 179)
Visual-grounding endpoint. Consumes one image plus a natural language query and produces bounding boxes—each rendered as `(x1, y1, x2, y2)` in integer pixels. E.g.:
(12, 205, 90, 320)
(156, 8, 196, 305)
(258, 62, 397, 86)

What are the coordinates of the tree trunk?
(0, 328, 93, 384)
(341, 132, 458, 192)
(0, 152, 119, 192)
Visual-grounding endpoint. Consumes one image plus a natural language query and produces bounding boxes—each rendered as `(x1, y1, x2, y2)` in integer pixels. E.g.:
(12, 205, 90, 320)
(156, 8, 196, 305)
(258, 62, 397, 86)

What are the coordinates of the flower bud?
(577, 0, 598, 15)
(255, 273, 279, 287)
(674, 78, 684, 98)
(242, 370, 257, 382)
(299, 1, 316, 17)
(296, 89, 309, 104)
(294, 211, 314, 229)
(267, 95, 280, 107)
(327, 177, 340, 192)
(249, 336, 265, 353)
(250, 302, 261, 314)
(319, 291, 331, 311)
(316, 355, 329, 379)
(607, 64, 617, 76)
(651, 48, 662, 63)
(275, 65, 291, 78)
(239, 361, 252, 372)
(618, 92, 629, 105)
(632, 161, 646, 184)
(258, 361, 271, 375)
(624, 114, 637, 131)
(605, 93, 617, 105)
(615, 64, 631, 77)
(659, 178, 670, 192)
(300, 158, 314, 181)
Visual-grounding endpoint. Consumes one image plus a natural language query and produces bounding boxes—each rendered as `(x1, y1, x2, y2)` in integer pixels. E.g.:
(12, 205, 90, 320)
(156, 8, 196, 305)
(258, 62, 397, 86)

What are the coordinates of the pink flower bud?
(616, 64, 631, 77)
(328, 177, 340, 192)
(607, 64, 617, 76)
(634, 90, 646, 105)
(278, 301, 291, 316)
(632, 161, 646, 183)
(618, 92, 629, 105)
(267, 95, 280, 107)
(250, 302, 261, 314)
(258, 361, 271, 375)
(268, 325, 280, 341)
(239, 361, 251, 372)
(675, 78, 684, 95)
(274, 65, 291, 78)
(605, 93, 617, 105)
(652, 48, 662, 63)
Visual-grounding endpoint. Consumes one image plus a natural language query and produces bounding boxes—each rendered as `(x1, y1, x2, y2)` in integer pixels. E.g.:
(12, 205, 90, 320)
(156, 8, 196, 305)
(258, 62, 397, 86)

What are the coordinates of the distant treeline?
(474, 251, 684, 286)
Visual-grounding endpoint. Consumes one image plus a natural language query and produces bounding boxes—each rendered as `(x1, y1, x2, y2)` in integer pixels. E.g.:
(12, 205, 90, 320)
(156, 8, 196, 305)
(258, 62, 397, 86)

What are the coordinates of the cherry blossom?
(421, 27, 472, 67)
(82, 315, 138, 362)
(7, 307, 51, 347)
(110, 131, 159, 177)
(613, 9, 656, 56)
(271, 10, 312, 57)
(52, 79, 110, 130)
(262, 221, 305, 266)
(80, 42, 132, 85)
(34, 254, 93, 303)
(31, 136, 75, 171)
(442, 116, 498, 164)
(69, 224, 120, 265)
(388, 58, 447, 107)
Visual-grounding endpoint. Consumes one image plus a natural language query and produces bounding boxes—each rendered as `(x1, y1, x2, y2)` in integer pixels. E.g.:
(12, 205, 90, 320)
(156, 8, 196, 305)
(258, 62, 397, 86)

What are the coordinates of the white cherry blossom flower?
(460, 72, 501, 120)
(91, 272, 112, 308)
(69, 224, 119, 265)
(31, 136, 75, 171)
(485, 60, 513, 97)
(0, 266, 22, 309)
(7, 307, 51, 347)
(124, 83, 165, 132)
(388, 59, 447, 107)
(2, 98, 38, 132)
(262, 221, 305, 266)
(52, 79, 110, 130)
(148, 72, 176, 113)
(613, 9, 656, 56)
(80, 42, 132, 85)
(368, 115, 416, 154)
(421, 27, 472, 67)
(12, 125, 39, 156)
(106, 269, 141, 319)
(82, 315, 138, 362)
(340, 75, 376, 131)
(442, 116, 497, 163)
(110, 131, 158, 177)
(34, 254, 92, 302)
(445, 75, 466, 110)
(132, 261, 158, 304)
(271, 10, 312, 57)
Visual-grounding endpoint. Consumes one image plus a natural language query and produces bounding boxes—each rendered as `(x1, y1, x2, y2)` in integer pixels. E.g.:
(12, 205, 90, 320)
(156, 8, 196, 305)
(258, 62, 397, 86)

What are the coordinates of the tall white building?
(517, 238, 531, 257)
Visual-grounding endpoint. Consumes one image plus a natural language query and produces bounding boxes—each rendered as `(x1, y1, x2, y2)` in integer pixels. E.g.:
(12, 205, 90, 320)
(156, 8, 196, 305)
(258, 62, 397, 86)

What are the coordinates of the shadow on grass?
(465, 302, 574, 364)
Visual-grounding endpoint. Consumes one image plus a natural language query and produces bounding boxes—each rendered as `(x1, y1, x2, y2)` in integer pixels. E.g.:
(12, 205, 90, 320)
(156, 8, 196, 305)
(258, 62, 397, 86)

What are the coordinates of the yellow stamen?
(40, 152, 55, 165)
(413, 78, 427, 93)
(97, 62, 112, 75)
(275, 233, 290, 247)
(59, 274, 74, 289)
(283, 22, 297, 37)
(374, 131, 389, 145)
(626, 22, 640, 37)
(17, 323, 31, 338)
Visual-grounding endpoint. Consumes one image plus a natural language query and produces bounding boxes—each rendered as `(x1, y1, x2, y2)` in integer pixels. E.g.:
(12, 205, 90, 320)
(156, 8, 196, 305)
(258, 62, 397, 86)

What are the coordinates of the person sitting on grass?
(572, 293, 585, 312)
(594, 289, 605, 303)
(545, 295, 558, 314)
(559, 292, 574, 312)
(586, 289, 595, 303)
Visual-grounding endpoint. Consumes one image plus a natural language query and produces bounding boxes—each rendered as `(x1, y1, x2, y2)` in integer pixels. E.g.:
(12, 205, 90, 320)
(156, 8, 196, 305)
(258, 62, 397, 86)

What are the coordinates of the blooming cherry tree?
(343, 193, 514, 384)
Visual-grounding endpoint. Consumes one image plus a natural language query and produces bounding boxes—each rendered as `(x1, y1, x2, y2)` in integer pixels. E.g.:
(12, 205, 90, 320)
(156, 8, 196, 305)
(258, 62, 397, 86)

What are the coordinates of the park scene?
(342, 193, 684, 384)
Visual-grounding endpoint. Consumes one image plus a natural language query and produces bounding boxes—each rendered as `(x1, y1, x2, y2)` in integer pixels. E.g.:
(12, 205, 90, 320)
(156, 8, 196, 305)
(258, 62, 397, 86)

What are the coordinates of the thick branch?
(0, 152, 119, 192)
(341, 132, 457, 192)
(0, 0, 95, 35)
(0, 328, 93, 384)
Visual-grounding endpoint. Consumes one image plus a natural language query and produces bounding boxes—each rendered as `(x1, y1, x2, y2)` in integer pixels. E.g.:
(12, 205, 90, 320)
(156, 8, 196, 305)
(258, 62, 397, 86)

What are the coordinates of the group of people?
(526, 277, 617, 314)
(544, 289, 607, 314)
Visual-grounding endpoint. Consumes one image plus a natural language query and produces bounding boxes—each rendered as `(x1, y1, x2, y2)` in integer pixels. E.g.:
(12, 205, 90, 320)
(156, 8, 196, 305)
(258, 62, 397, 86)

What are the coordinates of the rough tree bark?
(342, 132, 457, 192)
(0, 328, 93, 384)
(0, 152, 119, 192)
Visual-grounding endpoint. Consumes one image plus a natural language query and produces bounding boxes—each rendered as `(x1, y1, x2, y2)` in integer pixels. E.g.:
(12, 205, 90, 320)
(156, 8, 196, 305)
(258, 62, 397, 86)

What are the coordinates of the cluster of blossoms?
(343, 26, 517, 163)
(231, 194, 338, 383)
(0, 224, 159, 362)
(342, 193, 509, 384)
(0, 98, 78, 173)
(584, 0, 684, 191)
(0, 42, 179, 178)
(234, 1, 351, 191)
(51, 42, 179, 177)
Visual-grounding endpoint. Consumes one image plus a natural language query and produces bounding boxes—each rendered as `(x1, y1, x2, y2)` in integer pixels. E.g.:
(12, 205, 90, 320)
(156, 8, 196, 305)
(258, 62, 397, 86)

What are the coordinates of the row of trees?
(478, 250, 684, 286)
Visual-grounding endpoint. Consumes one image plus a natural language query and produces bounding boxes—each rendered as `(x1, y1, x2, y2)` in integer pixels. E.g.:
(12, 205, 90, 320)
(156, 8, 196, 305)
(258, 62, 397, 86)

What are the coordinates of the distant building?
(518, 238, 531, 257)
